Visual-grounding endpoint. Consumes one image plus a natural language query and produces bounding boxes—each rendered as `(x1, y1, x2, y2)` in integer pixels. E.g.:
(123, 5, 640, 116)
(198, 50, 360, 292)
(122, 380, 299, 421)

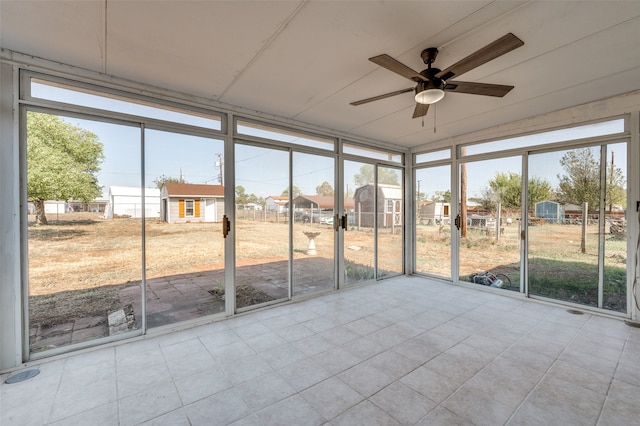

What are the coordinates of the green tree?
(315, 181, 334, 196)
(353, 165, 400, 186)
(485, 172, 551, 211)
(153, 174, 185, 190)
(281, 185, 303, 198)
(487, 172, 521, 210)
(433, 190, 451, 203)
(235, 185, 250, 204)
(528, 177, 553, 210)
(606, 155, 626, 211)
(557, 148, 601, 209)
(27, 112, 104, 225)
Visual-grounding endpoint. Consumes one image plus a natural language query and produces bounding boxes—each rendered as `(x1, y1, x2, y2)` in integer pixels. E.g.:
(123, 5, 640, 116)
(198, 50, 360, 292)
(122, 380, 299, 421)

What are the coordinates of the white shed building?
(104, 186, 160, 219)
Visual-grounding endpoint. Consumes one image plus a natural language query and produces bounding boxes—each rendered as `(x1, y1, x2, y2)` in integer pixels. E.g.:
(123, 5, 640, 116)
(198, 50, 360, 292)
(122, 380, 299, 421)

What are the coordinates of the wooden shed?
(265, 195, 288, 213)
(353, 184, 402, 228)
(161, 183, 224, 223)
(535, 200, 565, 223)
(418, 201, 451, 225)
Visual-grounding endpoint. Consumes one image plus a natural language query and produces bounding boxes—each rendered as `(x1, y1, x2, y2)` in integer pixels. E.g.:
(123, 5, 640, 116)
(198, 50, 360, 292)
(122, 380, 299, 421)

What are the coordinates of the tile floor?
(2, 276, 640, 425)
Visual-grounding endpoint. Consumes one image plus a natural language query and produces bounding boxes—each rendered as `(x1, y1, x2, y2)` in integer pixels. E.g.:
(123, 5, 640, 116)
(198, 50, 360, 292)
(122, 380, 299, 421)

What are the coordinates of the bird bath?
(303, 231, 321, 255)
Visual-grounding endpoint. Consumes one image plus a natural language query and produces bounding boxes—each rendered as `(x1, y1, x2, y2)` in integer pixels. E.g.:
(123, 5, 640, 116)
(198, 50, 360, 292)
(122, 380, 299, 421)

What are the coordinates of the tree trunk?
(34, 199, 48, 225)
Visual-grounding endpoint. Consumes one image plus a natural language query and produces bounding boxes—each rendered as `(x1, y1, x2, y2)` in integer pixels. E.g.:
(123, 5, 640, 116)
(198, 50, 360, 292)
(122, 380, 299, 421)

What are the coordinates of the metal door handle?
(222, 215, 230, 238)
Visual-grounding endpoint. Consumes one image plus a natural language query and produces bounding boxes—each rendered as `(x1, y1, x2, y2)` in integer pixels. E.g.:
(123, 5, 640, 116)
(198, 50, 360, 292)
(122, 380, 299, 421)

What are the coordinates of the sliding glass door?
(415, 165, 451, 279)
(458, 157, 522, 291)
(26, 111, 143, 354)
(234, 144, 290, 309)
(144, 129, 225, 327)
(292, 151, 335, 296)
(528, 143, 627, 312)
(377, 166, 404, 278)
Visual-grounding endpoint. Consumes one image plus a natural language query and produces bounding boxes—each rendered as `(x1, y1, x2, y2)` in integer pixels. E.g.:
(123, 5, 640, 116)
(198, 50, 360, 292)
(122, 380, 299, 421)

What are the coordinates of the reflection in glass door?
(528, 144, 627, 312)
(458, 157, 522, 291)
(292, 152, 335, 296)
(144, 130, 225, 327)
(235, 144, 290, 309)
(415, 165, 451, 278)
(27, 111, 143, 354)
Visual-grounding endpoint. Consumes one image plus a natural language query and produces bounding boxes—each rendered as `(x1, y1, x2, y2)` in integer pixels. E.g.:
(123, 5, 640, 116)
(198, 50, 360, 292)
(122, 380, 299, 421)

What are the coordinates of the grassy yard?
(415, 220, 627, 312)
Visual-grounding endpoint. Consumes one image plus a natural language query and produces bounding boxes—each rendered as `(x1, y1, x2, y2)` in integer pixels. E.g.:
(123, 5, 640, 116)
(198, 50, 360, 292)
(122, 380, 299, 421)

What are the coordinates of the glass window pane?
(528, 147, 600, 306)
(415, 165, 451, 278)
(376, 166, 403, 277)
(343, 143, 402, 163)
(603, 142, 627, 313)
(415, 149, 450, 164)
(31, 78, 222, 130)
(144, 130, 225, 327)
(292, 152, 335, 296)
(27, 111, 142, 354)
(236, 120, 334, 151)
(463, 119, 624, 156)
(235, 144, 290, 308)
(459, 156, 522, 291)
(344, 161, 375, 285)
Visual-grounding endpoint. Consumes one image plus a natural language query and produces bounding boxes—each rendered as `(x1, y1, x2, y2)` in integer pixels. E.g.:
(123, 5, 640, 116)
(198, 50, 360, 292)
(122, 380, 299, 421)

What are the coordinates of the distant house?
(353, 184, 402, 228)
(161, 183, 224, 223)
(289, 195, 355, 210)
(244, 202, 262, 211)
(104, 186, 160, 218)
(418, 201, 450, 225)
(288, 195, 355, 223)
(265, 195, 288, 213)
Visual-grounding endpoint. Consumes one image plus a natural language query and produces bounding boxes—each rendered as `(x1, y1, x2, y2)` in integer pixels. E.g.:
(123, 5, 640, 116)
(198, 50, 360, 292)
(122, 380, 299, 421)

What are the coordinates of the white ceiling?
(2, 1, 640, 149)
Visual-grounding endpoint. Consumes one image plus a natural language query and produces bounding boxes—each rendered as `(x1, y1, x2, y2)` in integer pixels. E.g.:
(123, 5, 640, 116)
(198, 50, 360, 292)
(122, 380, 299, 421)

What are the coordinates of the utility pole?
(216, 153, 223, 186)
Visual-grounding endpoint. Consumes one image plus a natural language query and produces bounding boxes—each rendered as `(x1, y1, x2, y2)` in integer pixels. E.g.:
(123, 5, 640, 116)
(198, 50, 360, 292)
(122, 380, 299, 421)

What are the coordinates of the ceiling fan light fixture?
(414, 80, 445, 104)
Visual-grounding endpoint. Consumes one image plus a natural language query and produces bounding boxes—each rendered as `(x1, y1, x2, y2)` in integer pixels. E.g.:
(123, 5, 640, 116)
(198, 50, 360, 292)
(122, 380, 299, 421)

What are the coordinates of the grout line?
(503, 312, 593, 424)
(594, 321, 631, 424)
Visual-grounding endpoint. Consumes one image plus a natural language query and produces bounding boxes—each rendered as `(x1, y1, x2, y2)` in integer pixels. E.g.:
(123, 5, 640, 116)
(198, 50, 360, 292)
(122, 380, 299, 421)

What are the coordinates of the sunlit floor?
(3, 276, 640, 425)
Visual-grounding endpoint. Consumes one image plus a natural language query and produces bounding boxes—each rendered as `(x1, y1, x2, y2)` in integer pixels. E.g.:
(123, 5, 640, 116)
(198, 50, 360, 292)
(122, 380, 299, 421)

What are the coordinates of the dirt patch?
(29, 283, 139, 328)
(208, 285, 276, 307)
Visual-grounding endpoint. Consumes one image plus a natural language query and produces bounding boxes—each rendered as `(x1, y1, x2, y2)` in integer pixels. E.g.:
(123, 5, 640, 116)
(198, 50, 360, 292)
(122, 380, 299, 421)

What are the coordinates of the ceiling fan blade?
(369, 54, 426, 82)
(436, 33, 524, 81)
(444, 81, 514, 97)
(350, 87, 414, 106)
(412, 103, 429, 119)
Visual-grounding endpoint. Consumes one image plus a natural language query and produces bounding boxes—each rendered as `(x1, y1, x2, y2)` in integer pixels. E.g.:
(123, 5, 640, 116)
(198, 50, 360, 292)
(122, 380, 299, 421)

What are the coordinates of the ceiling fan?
(351, 33, 524, 119)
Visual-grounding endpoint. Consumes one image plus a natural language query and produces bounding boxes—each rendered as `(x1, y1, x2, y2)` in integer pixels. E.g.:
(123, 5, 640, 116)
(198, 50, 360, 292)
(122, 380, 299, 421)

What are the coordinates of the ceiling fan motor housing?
(421, 47, 439, 65)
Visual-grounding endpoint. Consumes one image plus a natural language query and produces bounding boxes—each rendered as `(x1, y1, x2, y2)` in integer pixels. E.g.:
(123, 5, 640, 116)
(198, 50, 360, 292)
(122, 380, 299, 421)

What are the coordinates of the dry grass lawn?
(28, 213, 627, 327)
